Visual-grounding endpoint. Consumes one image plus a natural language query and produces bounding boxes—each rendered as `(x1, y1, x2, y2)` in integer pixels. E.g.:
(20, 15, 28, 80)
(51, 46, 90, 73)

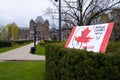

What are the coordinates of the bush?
(12, 40, 33, 44)
(38, 40, 62, 47)
(46, 42, 120, 80)
(46, 43, 65, 80)
(0, 40, 32, 48)
(106, 40, 120, 53)
(0, 41, 12, 47)
(44, 40, 60, 43)
(39, 40, 45, 46)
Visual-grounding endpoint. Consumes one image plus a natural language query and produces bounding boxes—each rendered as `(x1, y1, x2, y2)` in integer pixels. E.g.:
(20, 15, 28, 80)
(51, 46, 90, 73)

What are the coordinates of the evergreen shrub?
(13, 40, 32, 44)
(46, 41, 120, 80)
(0, 41, 12, 47)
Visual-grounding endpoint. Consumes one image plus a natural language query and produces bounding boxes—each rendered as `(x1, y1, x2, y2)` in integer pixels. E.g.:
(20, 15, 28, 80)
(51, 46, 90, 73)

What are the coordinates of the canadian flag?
(65, 22, 114, 53)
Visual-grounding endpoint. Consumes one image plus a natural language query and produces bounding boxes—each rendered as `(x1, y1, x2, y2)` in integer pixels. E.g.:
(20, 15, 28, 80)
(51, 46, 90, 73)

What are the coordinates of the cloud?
(0, 0, 51, 27)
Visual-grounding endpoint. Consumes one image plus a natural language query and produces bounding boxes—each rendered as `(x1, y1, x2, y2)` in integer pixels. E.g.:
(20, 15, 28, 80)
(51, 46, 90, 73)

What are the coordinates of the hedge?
(12, 40, 33, 44)
(0, 41, 12, 47)
(0, 40, 32, 48)
(106, 40, 120, 54)
(46, 42, 120, 80)
(44, 40, 60, 43)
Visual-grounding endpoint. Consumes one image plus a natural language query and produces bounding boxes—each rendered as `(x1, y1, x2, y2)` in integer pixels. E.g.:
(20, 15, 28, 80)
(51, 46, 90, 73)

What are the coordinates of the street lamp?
(30, 21, 37, 54)
(55, 0, 61, 42)
(34, 22, 37, 52)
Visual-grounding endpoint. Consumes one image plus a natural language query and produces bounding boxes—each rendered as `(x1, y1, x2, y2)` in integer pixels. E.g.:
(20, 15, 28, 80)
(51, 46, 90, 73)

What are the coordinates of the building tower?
(29, 16, 49, 40)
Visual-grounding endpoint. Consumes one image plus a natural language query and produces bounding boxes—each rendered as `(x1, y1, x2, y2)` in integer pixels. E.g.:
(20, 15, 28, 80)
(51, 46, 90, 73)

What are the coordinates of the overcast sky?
(0, 0, 52, 27)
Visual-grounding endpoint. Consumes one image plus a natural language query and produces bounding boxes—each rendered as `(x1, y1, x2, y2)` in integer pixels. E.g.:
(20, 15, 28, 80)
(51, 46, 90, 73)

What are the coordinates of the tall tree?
(6, 23, 19, 41)
(46, 0, 120, 26)
(110, 8, 120, 40)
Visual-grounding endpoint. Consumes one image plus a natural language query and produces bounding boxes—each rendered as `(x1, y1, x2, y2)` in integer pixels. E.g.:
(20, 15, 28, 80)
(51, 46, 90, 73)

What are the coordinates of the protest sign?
(65, 22, 114, 53)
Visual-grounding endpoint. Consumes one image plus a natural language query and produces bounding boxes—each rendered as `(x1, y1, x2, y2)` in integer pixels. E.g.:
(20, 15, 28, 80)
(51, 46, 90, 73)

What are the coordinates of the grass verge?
(0, 61, 45, 80)
(36, 44, 45, 55)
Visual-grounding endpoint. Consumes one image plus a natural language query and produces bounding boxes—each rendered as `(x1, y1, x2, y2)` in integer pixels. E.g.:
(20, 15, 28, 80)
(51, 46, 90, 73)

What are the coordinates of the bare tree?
(109, 8, 120, 40)
(46, 0, 120, 26)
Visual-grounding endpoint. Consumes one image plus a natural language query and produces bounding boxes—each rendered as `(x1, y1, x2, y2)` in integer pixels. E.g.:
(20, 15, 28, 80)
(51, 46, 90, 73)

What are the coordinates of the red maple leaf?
(75, 27, 93, 49)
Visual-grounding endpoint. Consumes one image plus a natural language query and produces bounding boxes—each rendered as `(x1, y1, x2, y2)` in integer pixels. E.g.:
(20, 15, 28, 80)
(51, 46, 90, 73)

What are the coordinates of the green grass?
(36, 44, 45, 55)
(0, 43, 31, 53)
(0, 61, 45, 80)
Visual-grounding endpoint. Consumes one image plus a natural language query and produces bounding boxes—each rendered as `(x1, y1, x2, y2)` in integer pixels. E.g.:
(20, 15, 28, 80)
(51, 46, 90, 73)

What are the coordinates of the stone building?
(29, 16, 49, 40)
(19, 27, 29, 40)
(49, 24, 72, 41)
(19, 16, 72, 41)
(49, 27, 59, 41)
(61, 24, 72, 41)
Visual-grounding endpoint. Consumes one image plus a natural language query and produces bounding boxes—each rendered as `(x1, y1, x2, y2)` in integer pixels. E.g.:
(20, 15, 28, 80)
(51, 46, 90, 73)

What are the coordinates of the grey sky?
(0, 0, 52, 27)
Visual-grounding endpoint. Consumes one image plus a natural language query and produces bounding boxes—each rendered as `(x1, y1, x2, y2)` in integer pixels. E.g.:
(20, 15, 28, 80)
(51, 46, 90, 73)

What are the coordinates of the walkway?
(0, 43, 45, 61)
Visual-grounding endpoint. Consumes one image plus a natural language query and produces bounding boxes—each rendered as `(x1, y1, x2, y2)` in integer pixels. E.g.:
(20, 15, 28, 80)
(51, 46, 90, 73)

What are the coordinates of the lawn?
(36, 44, 45, 55)
(0, 61, 45, 80)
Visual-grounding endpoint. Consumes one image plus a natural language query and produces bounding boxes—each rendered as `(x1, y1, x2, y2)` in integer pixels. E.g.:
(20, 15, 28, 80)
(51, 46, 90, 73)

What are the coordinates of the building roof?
(35, 16, 44, 23)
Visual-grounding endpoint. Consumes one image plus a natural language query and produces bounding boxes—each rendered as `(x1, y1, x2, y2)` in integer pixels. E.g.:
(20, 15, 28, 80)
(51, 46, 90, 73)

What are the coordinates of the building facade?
(19, 16, 49, 41)
(18, 16, 73, 41)
(49, 24, 72, 41)
(19, 27, 29, 40)
(29, 16, 49, 40)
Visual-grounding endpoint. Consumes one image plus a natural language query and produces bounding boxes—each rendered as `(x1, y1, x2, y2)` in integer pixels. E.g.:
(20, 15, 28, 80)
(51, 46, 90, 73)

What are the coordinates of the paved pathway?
(0, 43, 45, 61)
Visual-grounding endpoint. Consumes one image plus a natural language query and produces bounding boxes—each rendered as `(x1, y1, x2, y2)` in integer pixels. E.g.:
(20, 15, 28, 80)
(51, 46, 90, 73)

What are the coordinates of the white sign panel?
(65, 22, 114, 53)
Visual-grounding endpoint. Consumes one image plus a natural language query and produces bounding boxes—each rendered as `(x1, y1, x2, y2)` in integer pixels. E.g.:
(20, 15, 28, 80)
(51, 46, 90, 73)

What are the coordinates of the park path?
(0, 43, 45, 61)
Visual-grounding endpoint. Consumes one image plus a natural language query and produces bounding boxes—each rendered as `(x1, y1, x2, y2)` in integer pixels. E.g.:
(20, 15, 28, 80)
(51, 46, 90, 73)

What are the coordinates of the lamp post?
(34, 22, 37, 53)
(55, 0, 61, 42)
(30, 21, 37, 54)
